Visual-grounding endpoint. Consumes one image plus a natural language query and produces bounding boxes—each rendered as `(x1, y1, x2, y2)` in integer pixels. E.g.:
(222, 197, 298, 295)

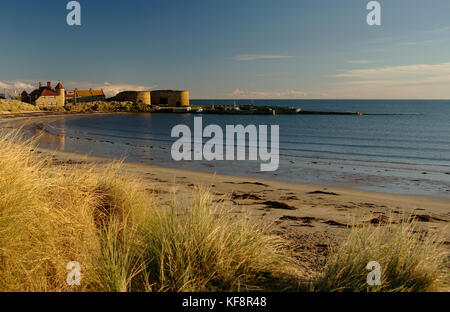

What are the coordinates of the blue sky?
(1, 0, 450, 99)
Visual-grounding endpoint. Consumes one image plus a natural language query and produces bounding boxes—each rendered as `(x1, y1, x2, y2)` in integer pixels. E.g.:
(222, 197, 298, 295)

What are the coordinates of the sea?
(37, 100, 450, 198)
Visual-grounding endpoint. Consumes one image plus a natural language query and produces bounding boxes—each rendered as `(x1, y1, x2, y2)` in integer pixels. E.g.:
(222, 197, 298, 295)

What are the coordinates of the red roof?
(65, 89, 105, 98)
(41, 89, 58, 96)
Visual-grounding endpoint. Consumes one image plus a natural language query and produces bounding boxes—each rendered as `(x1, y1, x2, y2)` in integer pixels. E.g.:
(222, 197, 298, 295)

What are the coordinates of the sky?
(1, 0, 450, 99)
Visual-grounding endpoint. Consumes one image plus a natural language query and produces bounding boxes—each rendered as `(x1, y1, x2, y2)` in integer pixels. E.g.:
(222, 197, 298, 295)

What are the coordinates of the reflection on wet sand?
(38, 118, 66, 150)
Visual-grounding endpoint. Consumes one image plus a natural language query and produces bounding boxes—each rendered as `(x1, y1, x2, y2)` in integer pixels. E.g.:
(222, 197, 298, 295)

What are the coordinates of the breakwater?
(158, 105, 364, 115)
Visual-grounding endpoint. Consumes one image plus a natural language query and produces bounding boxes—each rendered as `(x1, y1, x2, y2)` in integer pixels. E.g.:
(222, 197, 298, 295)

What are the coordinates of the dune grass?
(0, 131, 447, 292)
(313, 220, 448, 292)
(138, 190, 297, 292)
(0, 131, 298, 292)
(0, 99, 40, 113)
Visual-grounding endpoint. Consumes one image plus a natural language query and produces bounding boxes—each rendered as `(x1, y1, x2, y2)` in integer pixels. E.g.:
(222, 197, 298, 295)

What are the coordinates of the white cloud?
(91, 82, 157, 97)
(52, 81, 158, 97)
(232, 54, 294, 61)
(325, 61, 450, 99)
(229, 88, 310, 99)
(341, 75, 450, 87)
(423, 26, 450, 34)
(397, 39, 444, 46)
(0, 80, 35, 92)
(321, 83, 450, 99)
(334, 62, 450, 79)
(231, 88, 246, 97)
(347, 60, 372, 64)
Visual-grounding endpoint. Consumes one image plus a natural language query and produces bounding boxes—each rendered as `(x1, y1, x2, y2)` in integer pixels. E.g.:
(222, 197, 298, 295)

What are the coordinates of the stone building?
(151, 90, 190, 107)
(112, 91, 151, 105)
(21, 82, 105, 107)
(111, 90, 190, 107)
(27, 82, 65, 108)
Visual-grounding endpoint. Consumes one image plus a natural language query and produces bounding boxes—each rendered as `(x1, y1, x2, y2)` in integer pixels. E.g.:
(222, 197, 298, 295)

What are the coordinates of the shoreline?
(37, 145, 450, 274)
(2, 111, 449, 199)
(1, 111, 449, 200)
(39, 145, 450, 209)
(1, 111, 449, 214)
(1, 111, 449, 278)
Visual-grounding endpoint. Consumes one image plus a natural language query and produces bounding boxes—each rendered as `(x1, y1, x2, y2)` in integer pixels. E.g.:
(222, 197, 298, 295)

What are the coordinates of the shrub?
(63, 101, 155, 113)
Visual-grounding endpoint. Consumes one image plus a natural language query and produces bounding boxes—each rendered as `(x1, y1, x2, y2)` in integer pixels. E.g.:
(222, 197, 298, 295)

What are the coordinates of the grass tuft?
(0, 131, 298, 292)
(314, 220, 447, 292)
(139, 188, 296, 291)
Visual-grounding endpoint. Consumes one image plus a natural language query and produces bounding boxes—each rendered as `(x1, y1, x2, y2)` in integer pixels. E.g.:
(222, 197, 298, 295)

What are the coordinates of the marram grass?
(0, 100, 40, 113)
(0, 131, 447, 292)
(314, 219, 448, 292)
(0, 131, 298, 292)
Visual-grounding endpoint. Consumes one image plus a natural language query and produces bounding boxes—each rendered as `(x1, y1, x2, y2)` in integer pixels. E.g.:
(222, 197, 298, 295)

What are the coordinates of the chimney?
(39, 82, 42, 88)
(47, 81, 52, 89)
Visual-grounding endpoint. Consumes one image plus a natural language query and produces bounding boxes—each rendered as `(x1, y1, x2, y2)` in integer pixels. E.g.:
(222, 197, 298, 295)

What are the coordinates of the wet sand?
(38, 146, 450, 279)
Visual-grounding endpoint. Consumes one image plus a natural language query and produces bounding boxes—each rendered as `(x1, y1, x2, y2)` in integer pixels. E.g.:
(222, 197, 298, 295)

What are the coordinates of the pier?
(156, 105, 364, 116)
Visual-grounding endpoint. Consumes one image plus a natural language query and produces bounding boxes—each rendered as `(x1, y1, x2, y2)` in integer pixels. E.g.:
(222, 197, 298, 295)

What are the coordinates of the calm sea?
(39, 100, 450, 198)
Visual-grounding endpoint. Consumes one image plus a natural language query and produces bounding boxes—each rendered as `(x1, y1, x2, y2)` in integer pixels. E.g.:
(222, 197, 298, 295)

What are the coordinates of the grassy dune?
(0, 100, 40, 113)
(0, 131, 447, 292)
(314, 220, 447, 292)
(0, 132, 298, 291)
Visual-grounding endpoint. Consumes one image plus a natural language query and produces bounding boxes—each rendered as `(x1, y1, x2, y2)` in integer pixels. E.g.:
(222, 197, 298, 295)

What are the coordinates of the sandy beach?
(1, 112, 449, 280)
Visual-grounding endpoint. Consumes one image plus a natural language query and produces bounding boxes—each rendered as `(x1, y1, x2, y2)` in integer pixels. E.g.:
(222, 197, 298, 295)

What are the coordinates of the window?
(160, 97, 169, 105)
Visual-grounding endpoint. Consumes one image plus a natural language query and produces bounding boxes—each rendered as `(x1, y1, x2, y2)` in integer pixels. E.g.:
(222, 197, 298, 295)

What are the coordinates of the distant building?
(27, 82, 65, 108)
(21, 91, 29, 102)
(10, 90, 22, 101)
(65, 88, 106, 104)
(110, 90, 190, 107)
(112, 91, 151, 104)
(20, 82, 105, 107)
(151, 90, 190, 107)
